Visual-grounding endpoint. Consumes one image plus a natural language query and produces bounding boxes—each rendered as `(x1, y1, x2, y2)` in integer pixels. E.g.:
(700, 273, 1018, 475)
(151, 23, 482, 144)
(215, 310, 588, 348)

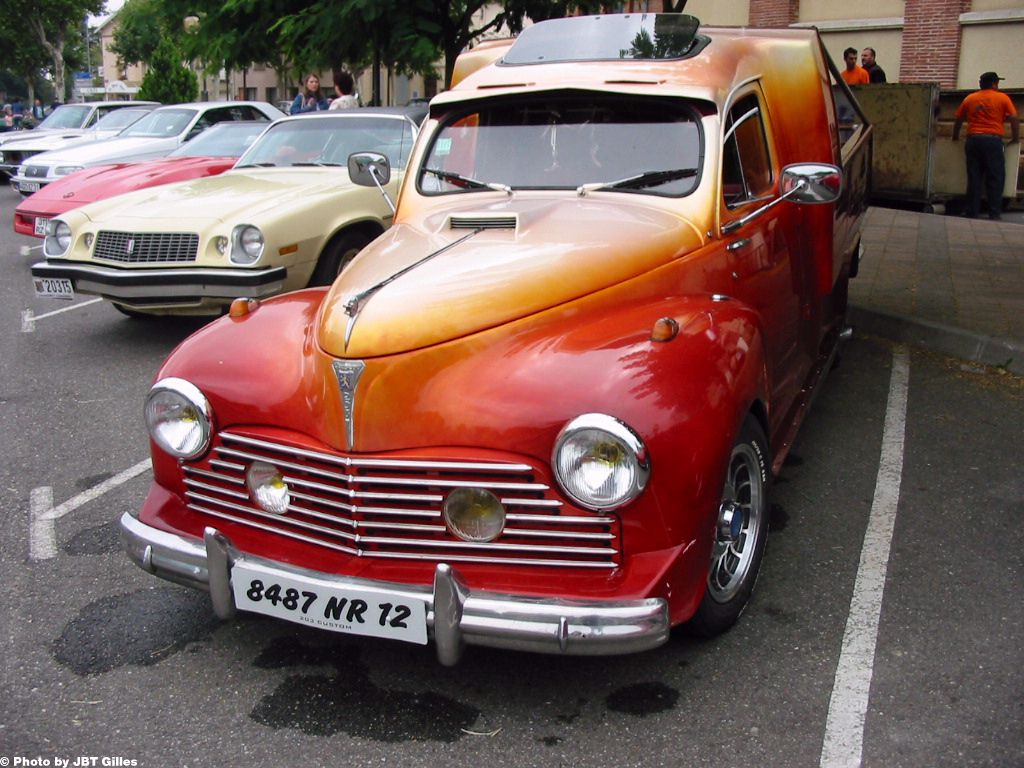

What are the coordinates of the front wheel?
(308, 231, 370, 287)
(688, 415, 770, 637)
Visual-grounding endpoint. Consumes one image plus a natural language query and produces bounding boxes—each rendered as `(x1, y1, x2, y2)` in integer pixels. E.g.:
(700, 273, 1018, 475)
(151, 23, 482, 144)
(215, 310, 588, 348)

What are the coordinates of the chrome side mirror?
(780, 163, 842, 204)
(348, 152, 395, 214)
(348, 152, 391, 187)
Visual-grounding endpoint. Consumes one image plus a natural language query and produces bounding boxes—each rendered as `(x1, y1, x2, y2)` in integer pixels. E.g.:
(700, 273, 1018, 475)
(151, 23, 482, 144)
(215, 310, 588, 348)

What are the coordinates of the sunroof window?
(502, 14, 702, 64)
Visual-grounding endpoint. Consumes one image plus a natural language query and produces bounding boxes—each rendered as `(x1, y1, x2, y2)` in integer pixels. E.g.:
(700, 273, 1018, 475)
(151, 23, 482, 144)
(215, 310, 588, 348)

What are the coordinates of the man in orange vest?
(953, 72, 1020, 220)
(840, 48, 869, 87)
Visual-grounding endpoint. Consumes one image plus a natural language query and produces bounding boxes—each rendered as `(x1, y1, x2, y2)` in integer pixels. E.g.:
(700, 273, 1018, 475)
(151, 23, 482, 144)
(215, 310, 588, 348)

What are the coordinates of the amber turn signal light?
(229, 298, 259, 318)
(650, 317, 679, 342)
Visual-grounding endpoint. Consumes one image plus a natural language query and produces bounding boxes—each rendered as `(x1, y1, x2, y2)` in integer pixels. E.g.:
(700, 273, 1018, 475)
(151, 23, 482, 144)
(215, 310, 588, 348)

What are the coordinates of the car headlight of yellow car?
(553, 413, 650, 511)
(231, 224, 264, 265)
(43, 220, 72, 257)
(144, 378, 213, 459)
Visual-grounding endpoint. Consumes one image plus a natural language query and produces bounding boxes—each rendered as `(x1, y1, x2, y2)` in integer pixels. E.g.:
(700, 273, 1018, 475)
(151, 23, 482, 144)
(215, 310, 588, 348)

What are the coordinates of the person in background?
(329, 70, 359, 110)
(1, 105, 14, 132)
(290, 74, 329, 115)
(860, 48, 886, 83)
(11, 98, 24, 129)
(952, 71, 1020, 220)
(31, 98, 45, 120)
(840, 47, 869, 86)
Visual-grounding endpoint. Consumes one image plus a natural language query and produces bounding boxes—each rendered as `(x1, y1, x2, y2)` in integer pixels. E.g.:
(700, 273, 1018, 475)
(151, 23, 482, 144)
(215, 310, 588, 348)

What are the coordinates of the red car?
(14, 121, 269, 238)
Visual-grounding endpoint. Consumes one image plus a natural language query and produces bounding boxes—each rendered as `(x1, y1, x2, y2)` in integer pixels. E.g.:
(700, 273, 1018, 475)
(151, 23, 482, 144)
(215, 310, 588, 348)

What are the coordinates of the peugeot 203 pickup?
(121, 14, 871, 665)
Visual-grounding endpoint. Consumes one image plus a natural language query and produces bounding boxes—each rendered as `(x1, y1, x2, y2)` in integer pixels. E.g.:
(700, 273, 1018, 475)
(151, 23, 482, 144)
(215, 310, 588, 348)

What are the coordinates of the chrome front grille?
(183, 431, 620, 568)
(94, 230, 199, 263)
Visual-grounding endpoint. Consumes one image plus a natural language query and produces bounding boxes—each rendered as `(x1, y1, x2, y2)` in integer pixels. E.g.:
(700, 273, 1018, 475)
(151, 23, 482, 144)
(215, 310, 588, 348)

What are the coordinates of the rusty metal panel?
(854, 83, 938, 201)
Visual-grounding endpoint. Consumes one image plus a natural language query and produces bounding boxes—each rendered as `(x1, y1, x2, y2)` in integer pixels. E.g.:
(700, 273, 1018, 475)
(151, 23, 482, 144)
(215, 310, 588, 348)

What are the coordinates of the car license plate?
(34, 217, 49, 236)
(19, 181, 40, 193)
(33, 277, 74, 300)
(232, 561, 428, 644)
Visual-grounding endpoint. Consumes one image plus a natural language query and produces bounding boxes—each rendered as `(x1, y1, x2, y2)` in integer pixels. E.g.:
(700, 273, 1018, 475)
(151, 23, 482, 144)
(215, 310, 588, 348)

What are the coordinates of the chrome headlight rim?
(44, 219, 72, 257)
(144, 377, 213, 460)
(552, 413, 650, 512)
(230, 224, 264, 264)
(55, 165, 85, 177)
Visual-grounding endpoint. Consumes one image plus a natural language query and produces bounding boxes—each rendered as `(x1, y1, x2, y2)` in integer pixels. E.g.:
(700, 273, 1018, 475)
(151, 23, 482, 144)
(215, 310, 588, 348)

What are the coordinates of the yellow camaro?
(31, 107, 425, 317)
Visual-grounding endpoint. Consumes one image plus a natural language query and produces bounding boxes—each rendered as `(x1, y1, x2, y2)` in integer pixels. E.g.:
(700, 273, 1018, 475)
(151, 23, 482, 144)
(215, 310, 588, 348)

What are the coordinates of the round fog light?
(247, 461, 290, 514)
(443, 488, 505, 542)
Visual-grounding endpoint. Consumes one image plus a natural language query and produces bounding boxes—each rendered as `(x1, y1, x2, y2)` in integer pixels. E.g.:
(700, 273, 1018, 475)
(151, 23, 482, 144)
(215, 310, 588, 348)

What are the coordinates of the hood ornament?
(332, 360, 365, 451)
(342, 227, 484, 350)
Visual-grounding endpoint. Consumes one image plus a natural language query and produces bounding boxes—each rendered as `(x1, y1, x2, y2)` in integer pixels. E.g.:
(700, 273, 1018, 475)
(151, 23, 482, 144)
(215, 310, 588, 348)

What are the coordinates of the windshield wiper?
(422, 167, 511, 195)
(236, 161, 276, 168)
(292, 161, 344, 167)
(577, 167, 699, 196)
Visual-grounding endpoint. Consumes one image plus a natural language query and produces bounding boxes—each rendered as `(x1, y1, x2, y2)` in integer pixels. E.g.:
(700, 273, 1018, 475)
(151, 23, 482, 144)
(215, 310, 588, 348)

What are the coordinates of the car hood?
(38, 157, 235, 206)
(77, 168, 361, 225)
(319, 195, 705, 358)
(32, 136, 179, 166)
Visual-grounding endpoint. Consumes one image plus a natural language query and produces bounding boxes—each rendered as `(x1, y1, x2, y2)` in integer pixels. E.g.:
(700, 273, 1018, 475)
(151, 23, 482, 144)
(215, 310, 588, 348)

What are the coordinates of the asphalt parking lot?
(1, 184, 1022, 768)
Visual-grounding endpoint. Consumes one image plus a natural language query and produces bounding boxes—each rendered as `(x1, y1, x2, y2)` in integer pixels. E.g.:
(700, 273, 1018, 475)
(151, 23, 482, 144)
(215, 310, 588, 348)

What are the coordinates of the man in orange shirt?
(841, 48, 870, 86)
(953, 71, 1020, 219)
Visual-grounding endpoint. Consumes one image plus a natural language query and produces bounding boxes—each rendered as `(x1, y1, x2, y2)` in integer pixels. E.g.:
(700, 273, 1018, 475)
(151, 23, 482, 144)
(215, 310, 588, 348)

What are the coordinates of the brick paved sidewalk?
(849, 207, 1024, 373)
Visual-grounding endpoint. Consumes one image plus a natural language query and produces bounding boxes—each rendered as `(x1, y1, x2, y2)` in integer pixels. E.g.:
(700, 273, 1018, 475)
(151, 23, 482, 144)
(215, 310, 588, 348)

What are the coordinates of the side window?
(722, 93, 773, 207)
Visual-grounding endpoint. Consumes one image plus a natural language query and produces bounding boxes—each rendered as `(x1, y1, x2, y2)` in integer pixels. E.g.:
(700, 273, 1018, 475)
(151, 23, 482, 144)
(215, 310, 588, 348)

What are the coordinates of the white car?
(0, 107, 156, 183)
(0, 101, 159, 176)
(11, 101, 284, 196)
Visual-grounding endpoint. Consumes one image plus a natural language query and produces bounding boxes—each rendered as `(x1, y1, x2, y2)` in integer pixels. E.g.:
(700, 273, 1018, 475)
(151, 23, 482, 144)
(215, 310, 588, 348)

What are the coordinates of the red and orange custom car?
(122, 14, 871, 664)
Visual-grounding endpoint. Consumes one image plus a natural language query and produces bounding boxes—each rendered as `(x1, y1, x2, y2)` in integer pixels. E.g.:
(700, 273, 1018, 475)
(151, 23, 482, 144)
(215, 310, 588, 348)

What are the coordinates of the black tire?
(688, 415, 770, 637)
(308, 231, 370, 287)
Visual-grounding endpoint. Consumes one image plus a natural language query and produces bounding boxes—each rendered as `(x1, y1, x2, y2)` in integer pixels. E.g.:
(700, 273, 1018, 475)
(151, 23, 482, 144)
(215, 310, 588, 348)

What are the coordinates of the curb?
(848, 305, 1023, 376)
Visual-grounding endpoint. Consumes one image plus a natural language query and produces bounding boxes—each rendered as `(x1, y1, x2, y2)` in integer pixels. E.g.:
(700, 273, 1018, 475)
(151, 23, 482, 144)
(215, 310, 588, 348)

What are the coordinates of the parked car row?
(17, 13, 871, 666)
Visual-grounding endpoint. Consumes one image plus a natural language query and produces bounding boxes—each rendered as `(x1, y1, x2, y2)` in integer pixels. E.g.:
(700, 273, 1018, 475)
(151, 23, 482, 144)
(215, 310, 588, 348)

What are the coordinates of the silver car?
(11, 101, 285, 196)
(0, 100, 159, 177)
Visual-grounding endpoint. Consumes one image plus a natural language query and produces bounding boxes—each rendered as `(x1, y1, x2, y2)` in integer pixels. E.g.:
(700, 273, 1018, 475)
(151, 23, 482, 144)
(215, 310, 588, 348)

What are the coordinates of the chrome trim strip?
(221, 431, 535, 473)
(216, 445, 550, 492)
(186, 493, 359, 542)
(121, 515, 664, 663)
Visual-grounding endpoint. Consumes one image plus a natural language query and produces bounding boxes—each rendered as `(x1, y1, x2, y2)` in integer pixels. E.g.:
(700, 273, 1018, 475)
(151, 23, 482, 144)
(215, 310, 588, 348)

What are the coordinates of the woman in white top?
(329, 70, 359, 110)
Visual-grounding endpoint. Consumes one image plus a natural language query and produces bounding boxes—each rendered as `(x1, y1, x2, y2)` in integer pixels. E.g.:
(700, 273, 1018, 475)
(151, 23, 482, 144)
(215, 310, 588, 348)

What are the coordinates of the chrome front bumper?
(32, 260, 287, 301)
(120, 513, 670, 665)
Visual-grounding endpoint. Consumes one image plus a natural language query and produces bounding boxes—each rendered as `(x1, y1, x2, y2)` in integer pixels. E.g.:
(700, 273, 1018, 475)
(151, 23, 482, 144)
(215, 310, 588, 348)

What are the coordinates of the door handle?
(727, 238, 751, 251)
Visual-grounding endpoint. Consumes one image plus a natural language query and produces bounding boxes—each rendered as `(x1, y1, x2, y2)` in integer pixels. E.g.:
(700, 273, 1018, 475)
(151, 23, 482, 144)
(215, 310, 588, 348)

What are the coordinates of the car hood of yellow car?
(74, 168, 366, 227)
(319, 194, 705, 358)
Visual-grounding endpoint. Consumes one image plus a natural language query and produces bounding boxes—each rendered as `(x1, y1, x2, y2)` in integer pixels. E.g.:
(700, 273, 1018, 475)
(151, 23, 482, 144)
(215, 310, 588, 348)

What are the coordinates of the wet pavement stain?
(250, 635, 479, 741)
(63, 518, 121, 556)
(53, 587, 219, 675)
(539, 735, 563, 746)
(606, 682, 679, 717)
(769, 503, 790, 532)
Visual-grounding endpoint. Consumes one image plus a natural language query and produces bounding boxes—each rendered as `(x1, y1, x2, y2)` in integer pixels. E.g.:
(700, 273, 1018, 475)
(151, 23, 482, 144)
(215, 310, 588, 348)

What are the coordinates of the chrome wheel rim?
(708, 442, 765, 603)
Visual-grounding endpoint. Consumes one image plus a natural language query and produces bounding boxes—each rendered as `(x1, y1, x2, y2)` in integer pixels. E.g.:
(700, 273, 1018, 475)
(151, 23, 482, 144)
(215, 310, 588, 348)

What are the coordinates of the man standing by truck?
(953, 71, 1020, 220)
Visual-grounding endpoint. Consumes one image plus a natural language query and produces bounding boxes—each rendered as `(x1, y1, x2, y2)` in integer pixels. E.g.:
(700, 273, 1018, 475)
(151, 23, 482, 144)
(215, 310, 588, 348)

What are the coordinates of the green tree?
(110, 0, 181, 69)
(137, 37, 198, 103)
(4, 0, 104, 102)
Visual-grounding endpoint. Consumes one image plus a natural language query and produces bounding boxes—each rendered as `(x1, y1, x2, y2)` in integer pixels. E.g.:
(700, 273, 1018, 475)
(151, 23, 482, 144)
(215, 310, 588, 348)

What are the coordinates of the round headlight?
(553, 414, 649, 511)
(231, 225, 264, 264)
(55, 165, 85, 176)
(44, 220, 72, 256)
(443, 488, 506, 542)
(144, 378, 212, 459)
(246, 461, 290, 514)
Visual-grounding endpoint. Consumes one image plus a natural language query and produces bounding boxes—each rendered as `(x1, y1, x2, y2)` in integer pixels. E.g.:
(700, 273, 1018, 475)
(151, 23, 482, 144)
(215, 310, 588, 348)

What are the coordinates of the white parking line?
(820, 345, 910, 768)
(21, 298, 103, 332)
(29, 458, 152, 561)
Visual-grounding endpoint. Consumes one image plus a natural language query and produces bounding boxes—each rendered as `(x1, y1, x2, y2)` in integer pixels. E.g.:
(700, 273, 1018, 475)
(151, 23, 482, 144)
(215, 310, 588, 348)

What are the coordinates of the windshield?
(35, 105, 92, 130)
(170, 122, 267, 158)
(120, 109, 196, 138)
(236, 116, 416, 169)
(419, 95, 702, 196)
(90, 108, 152, 133)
